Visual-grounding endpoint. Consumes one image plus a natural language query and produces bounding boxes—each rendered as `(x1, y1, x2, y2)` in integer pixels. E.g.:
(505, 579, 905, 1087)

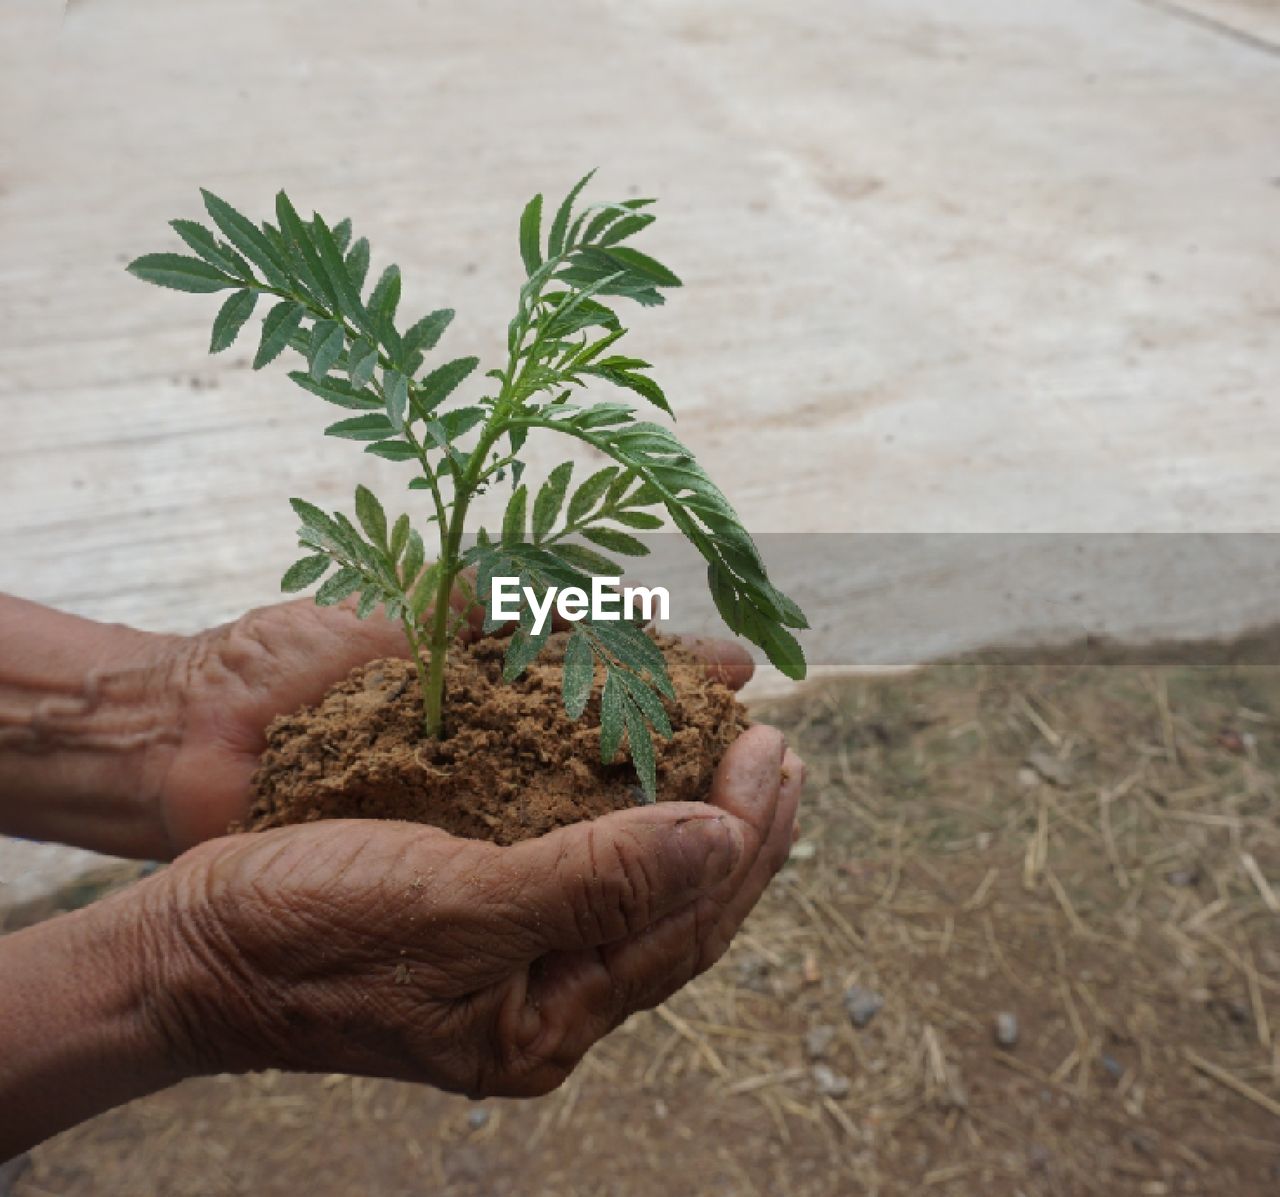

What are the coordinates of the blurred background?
(3, 0, 1279, 1192)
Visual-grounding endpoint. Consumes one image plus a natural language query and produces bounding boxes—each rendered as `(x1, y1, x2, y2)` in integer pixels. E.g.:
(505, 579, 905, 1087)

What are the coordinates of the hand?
(146, 725, 803, 1097)
(156, 598, 755, 855)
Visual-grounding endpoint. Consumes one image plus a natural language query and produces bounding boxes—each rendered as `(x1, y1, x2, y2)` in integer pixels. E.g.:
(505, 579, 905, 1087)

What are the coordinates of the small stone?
(844, 985, 884, 1028)
(789, 840, 817, 861)
(1027, 748, 1073, 787)
(467, 1107, 490, 1131)
(1101, 1054, 1124, 1081)
(736, 954, 773, 994)
(994, 1011, 1019, 1048)
(804, 1024, 838, 1060)
(811, 1063, 850, 1099)
(1165, 868, 1199, 888)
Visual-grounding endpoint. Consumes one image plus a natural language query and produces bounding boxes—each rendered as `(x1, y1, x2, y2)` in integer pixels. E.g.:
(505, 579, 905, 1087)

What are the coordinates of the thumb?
(497, 804, 744, 956)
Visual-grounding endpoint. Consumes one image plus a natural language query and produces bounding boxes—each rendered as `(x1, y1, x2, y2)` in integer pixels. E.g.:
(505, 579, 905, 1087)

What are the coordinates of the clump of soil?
(246, 633, 748, 844)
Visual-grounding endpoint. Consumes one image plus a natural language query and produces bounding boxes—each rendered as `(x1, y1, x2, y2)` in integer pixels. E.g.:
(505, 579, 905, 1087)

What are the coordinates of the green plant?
(128, 173, 807, 798)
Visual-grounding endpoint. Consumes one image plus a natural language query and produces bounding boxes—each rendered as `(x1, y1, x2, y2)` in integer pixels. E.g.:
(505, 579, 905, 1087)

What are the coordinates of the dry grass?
(9, 650, 1280, 1196)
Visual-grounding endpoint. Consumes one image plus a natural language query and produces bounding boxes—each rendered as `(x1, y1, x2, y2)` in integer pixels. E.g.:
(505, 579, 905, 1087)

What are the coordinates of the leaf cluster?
(128, 173, 807, 800)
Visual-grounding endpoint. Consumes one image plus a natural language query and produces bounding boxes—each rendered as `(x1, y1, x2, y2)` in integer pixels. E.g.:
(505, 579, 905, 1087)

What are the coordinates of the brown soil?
(244, 634, 748, 845)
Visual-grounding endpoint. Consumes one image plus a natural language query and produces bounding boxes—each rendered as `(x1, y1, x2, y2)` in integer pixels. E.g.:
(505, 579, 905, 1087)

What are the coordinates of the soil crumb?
(246, 634, 748, 844)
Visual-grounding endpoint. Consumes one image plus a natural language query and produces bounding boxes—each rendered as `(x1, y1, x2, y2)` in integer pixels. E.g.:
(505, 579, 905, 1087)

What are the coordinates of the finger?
(493, 802, 744, 956)
(687, 746, 804, 975)
(527, 746, 804, 1061)
(675, 636, 755, 691)
(703, 723, 788, 841)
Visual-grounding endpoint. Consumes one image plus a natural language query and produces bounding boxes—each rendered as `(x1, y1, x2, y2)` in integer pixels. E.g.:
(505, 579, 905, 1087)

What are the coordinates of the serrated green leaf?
(280, 553, 331, 592)
(401, 529, 425, 587)
(591, 621, 668, 684)
(597, 213, 656, 247)
(752, 618, 807, 681)
(290, 497, 334, 536)
(582, 527, 649, 557)
(502, 485, 527, 546)
(365, 439, 418, 461)
(581, 198, 656, 245)
(586, 365, 673, 416)
(503, 622, 550, 682)
(332, 217, 353, 253)
(354, 484, 387, 546)
(325, 413, 395, 440)
(532, 461, 573, 541)
(623, 702, 657, 801)
(600, 670, 624, 763)
(555, 542, 622, 576)
(566, 466, 618, 525)
(384, 369, 408, 431)
(562, 628, 595, 719)
(549, 169, 596, 257)
(618, 671, 673, 738)
(408, 560, 440, 618)
(200, 190, 290, 288)
(345, 237, 371, 292)
(315, 566, 362, 606)
(170, 220, 237, 273)
(308, 320, 345, 380)
(417, 356, 478, 413)
(311, 212, 368, 330)
(276, 191, 339, 311)
(287, 371, 381, 409)
(209, 289, 257, 353)
(254, 301, 305, 369)
(368, 264, 401, 328)
(127, 253, 236, 294)
(389, 512, 410, 561)
(610, 509, 664, 530)
(348, 339, 378, 388)
(355, 588, 379, 620)
(519, 192, 544, 276)
(602, 245, 681, 287)
(404, 309, 454, 355)
(438, 406, 485, 440)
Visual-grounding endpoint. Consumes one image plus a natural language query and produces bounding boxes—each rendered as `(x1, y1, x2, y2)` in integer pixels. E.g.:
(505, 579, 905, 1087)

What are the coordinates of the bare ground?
(8, 649, 1280, 1196)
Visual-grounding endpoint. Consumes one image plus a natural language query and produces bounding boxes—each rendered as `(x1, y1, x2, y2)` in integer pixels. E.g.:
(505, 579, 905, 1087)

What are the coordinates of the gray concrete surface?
(2, 0, 1278, 900)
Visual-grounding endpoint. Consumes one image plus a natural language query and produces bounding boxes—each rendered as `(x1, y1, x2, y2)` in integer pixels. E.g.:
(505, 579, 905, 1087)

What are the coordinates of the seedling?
(128, 174, 807, 797)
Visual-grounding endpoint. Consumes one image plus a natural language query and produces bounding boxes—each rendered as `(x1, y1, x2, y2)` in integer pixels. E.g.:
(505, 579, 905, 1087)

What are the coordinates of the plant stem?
(414, 253, 563, 739)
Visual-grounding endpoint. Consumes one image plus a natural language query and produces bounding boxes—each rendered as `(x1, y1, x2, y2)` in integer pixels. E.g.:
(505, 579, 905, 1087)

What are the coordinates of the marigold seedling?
(129, 173, 807, 799)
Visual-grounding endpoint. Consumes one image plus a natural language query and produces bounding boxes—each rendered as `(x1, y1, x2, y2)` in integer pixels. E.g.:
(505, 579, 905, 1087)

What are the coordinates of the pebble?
(994, 1011, 1019, 1048)
(844, 985, 884, 1028)
(467, 1107, 490, 1131)
(1165, 868, 1199, 887)
(1026, 748, 1073, 787)
(1101, 1054, 1124, 1081)
(736, 954, 773, 994)
(804, 1024, 838, 1060)
(811, 1063, 851, 1099)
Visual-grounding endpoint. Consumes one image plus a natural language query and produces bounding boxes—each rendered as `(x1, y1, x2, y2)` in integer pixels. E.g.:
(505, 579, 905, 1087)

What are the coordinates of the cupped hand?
(146, 726, 803, 1097)
(155, 597, 754, 855)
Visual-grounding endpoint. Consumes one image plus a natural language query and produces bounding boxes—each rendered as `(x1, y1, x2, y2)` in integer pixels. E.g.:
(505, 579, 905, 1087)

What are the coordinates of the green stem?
(419, 420, 505, 738)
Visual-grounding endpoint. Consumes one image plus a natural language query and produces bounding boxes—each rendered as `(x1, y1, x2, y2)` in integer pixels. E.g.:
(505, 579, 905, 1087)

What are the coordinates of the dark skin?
(0, 594, 803, 1156)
